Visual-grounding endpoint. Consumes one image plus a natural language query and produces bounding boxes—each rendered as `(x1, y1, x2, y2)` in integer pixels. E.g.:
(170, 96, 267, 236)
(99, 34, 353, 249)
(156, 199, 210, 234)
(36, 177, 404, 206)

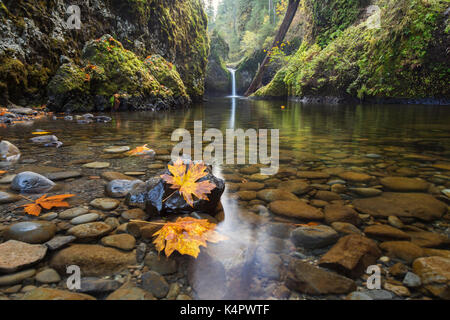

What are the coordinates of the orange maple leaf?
(22, 194, 75, 216)
(0, 170, 6, 175)
(126, 144, 152, 156)
(152, 217, 228, 258)
(161, 159, 216, 207)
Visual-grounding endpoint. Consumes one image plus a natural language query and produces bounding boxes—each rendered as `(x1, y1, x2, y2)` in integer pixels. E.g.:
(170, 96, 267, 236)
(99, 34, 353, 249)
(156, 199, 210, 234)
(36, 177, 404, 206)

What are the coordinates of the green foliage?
(257, 0, 450, 100)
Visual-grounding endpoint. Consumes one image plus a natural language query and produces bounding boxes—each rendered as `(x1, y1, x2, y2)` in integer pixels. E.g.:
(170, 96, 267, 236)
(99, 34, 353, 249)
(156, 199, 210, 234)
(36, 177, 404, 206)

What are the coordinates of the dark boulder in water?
(126, 161, 225, 216)
(11, 171, 55, 194)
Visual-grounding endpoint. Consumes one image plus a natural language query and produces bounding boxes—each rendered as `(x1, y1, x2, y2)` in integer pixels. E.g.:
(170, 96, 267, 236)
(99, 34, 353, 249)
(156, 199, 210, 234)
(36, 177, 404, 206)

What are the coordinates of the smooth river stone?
(83, 162, 110, 169)
(380, 177, 429, 192)
(363, 225, 411, 241)
(291, 225, 339, 249)
(0, 240, 47, 273)
(0, 174, 16, 184)
(59, 206, 89, 219)
(70, 213, 99, 225)
(101, 234, 136, 251)
(22, 288, 96, 300)
(257, 189, 299, 202)
(103, 146, 130, 154)
(350, 188, 382, 197)
(296, 171, 330, 179)
(90, 198, 120, 210)
(269, 200, 324, 220)
(68, 222, 112, 239)
(50, 244, 136, 277)
(353, 193, 447, 221)
(10, 171, 55, 193)
(0, 269, 36, 286)
(44, 171, 82, 181)
(106, 179, 144, 198)
(0, 191, 21, 204)
(101, 171, 136, 181)
(338, 172, 372, 183)
(277, 180, 311, 195)
(3, 221, 56, 244)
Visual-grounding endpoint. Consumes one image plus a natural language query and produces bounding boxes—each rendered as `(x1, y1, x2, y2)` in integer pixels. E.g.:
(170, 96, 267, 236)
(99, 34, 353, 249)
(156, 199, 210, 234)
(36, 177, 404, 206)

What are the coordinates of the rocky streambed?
(0, 100, 449, 300)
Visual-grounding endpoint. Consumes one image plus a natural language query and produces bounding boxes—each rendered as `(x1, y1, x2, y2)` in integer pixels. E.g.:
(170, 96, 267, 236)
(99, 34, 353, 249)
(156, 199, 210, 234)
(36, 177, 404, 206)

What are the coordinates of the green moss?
(47, 63, 87, 96)
(0, 56, 28, 102)
(253, 68, 288, 97)
(144, 55, 189, 99)
(82, 35, 167, 98)
(257, 0, 450, 100)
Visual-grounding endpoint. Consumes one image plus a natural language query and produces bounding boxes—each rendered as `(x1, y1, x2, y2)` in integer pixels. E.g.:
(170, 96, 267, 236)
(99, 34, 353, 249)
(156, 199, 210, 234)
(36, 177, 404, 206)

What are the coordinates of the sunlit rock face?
(0, 0, 209, 105)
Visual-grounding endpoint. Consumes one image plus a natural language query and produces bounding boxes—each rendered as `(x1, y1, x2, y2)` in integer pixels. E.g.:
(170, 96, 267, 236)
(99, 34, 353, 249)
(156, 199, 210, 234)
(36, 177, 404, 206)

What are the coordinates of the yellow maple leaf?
(126, 144, 152, 156)
(161, 159, 216, 207)
(152, 217, 227, 258)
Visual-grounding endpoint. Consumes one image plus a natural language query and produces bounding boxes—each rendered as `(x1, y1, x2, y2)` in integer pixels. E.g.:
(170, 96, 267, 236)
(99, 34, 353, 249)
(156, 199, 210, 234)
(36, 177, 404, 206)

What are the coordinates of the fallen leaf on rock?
(126, 144, 152, 156)
(161, 159, 216, 207)
(32, 131, 51, 135)
(22, 194, 75, 216)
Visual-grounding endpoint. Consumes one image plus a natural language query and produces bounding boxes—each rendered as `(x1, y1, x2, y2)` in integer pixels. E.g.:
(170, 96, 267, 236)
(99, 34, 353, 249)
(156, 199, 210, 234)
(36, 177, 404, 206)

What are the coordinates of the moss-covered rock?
(256, 0, 450, 102)
(144, 55, 190, 103)
(0, 0, 209, 105)
(48, 35, 184, 113)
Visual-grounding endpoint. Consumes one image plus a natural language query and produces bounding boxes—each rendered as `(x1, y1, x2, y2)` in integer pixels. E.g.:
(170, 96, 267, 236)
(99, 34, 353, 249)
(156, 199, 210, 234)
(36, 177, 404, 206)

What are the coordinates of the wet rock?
(101, 171, 136, 181)
(121, 208, 146, 221)
(257, 189, 298, 202)
(388, 216, 404, 229)
(353, 193, 447, 221)
(78, 277, 121, 293)
(40, 212, 58, 221)
(324, 204, 359, 225)
(106, 179, 145, 198)
(103, 146, 130, 154)
(383, 282, 411, 297)
(68, 222, 112, 239)
(144, 163, 225, 216)
(351, 188, 382, 197)
(11, 171, 55, 193)
(3, 221, 56, 244)
(35, 268, 61, 284)
(413, 256, 450, 299)
(70, 213, 99, 225)
(0, 140, 21, 166)
(291, 225, 339, 249)
(83, 162, 110, 169)
(364, 225, 411, 241)
(380, 177, 429, 192)
(90, 198, 120, 211)
(269, 200, 324, 220)
(389, 262, 409, 277)
(106, 285, 156, 300)
(319, 235, 382, 278)
(255, 252, 282, 280)
(296, 171, 330, 179)
(286, 259, 356, 294)
(346, 290, 393, 300)
(136, 243, 147, 263)
(22, 288, 96, 300)
(403, 272, 422, 288)
(44, 171, 82, 181)
(239, 182, 265, 191)
(29, 135, 62, 148)
(50, 244, 136, 277)
(44, 236, 76, 251)
(0, 240, 47, 273)
(331, 222, 362, 235)
(144, 252, 177, 275)
(141, 271, 169, 299)
(338, 172, 372, 183)
(0, 174, 16, 184)
(59, 207, 89, 219)
(237, 190, 256, 201)
(379, 241, 425, 263)
(0, 191, 21, 204)
(406, 231, 450, 248)
(0, 269, 36, 286)
(314, 191, 341, 201)
(8, 107, 35, 115)
(101, 234, 136, 251)
(277, 180, 311, 195)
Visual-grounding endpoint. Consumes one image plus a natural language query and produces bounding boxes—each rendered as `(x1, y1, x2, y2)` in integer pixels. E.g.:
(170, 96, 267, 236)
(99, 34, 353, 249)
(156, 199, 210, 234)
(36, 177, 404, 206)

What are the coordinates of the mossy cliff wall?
(254, 0, 450, 103)
(0, 0, 209, 106)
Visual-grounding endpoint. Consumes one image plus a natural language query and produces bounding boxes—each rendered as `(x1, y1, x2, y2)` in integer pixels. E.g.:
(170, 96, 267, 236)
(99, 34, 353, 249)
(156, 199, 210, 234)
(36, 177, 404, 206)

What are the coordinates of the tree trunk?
(244, 0, 300, 97)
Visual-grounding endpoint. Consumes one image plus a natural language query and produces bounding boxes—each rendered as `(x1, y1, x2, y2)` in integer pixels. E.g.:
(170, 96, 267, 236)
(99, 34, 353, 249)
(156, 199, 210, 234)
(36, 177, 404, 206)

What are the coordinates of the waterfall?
(227, 68, 237, 97)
